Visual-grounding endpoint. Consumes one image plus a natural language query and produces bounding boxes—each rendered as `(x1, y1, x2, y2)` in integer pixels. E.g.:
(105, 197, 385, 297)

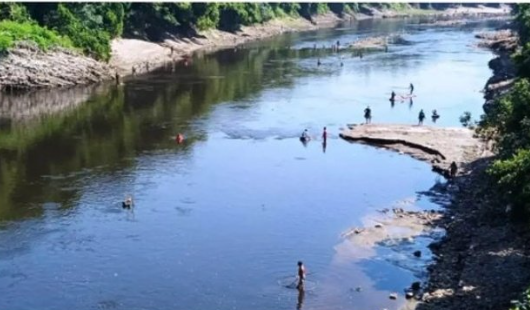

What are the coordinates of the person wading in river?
(122, 196, 134, 209)
(410, 83, 414, 95)
(296, 261, 306, 290)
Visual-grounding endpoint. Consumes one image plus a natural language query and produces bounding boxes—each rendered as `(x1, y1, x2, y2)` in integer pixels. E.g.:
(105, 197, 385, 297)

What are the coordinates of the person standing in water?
(176, 133, 184, 144)
(418, 109, 425, 125)
(390, 91, 396, 102)
(432, 110, 440, 123)
(297, 261, 306, 290)
(450, 161, 458, 178)
(322, 127, 327, 142)
(410, 83, 414, 95)
(301, 129, 310, 140)
(364, 106, 372, 124)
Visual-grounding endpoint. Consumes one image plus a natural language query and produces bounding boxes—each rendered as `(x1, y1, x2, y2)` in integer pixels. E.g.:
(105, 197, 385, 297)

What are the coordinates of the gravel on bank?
(0, 42, 113, 90)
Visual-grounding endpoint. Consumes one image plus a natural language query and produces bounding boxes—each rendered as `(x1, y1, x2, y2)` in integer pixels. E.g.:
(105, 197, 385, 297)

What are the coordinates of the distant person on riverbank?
(410, 83, 414, 95)
(364, 106, 372, 124)
(450, 161, 458, 178)
(418, 109, 425, 125)
(297, 261, 306, 290)
(322, 127, 327, 142)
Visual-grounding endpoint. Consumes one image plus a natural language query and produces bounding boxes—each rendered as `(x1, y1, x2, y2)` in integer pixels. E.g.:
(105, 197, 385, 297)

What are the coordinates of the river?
(0, 17, 501, 310)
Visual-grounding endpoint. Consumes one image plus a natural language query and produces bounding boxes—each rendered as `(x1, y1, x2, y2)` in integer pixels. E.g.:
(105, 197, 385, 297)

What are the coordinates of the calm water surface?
(0, 18, 499, 310)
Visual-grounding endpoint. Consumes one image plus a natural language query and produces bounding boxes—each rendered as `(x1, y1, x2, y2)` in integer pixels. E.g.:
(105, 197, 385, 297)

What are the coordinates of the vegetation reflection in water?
(0, 33, 347, 221)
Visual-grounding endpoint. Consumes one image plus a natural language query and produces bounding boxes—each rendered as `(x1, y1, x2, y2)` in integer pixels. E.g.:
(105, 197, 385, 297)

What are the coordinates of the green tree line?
(0, 2, 484, 61)
(0, 2, 368, 60)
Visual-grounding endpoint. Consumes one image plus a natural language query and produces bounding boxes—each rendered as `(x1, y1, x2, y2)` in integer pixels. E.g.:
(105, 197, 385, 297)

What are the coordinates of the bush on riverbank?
(0, 20, 73, 53)
(482, 5, 530, 217)
(510, 287, 530, 310)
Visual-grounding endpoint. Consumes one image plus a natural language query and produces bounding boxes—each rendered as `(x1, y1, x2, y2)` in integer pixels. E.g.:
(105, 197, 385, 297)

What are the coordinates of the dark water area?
(0, 18, 500, 310)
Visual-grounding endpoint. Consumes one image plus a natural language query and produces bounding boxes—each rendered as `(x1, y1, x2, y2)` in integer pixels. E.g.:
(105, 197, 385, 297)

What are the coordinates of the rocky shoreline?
(0, 42, 113, 91)
(415, 23, 530, 310)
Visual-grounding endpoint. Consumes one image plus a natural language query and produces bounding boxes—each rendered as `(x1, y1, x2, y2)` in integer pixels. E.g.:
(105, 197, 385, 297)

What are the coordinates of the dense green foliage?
(0, 20, 73, 52)
(511, 286, 530, 310)
(482, 5, 530, 219)
(0, 2, 433, 60)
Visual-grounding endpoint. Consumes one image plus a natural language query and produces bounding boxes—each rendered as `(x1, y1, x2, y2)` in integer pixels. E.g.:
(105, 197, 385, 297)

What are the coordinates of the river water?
(0, 18, 500, 310)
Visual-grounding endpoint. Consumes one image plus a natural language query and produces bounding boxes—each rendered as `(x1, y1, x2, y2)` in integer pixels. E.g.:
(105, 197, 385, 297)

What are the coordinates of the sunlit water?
(0, 18, 500, 310)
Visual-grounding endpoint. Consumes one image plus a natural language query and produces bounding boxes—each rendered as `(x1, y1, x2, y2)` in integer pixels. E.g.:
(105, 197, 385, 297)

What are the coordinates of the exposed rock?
(413, 250, 422, 258)
(389, 293, 398, 300)
(340, 124, 489, 177)
(0, 42, 113, 90)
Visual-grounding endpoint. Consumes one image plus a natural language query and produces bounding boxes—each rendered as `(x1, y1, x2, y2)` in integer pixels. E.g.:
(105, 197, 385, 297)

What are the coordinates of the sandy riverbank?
(109, 14, 340, 77)
(0, 5, 510, 90)
(339, 124, 490, 176)
(111, 5, 511, 79)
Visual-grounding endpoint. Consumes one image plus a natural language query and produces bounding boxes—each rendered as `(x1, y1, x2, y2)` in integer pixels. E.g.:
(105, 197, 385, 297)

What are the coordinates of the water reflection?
(297, 289, 305, 310)
(0, 16, 504, 310)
